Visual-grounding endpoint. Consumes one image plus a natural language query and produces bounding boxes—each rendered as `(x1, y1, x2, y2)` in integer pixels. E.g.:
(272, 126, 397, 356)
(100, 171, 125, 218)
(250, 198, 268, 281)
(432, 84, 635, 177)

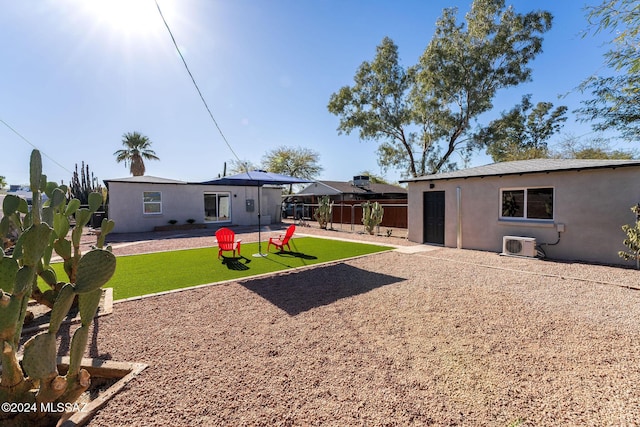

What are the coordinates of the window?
(143, 191, 162, 214)
(204, 193, 230, 222)
(500, 187, 553, 220)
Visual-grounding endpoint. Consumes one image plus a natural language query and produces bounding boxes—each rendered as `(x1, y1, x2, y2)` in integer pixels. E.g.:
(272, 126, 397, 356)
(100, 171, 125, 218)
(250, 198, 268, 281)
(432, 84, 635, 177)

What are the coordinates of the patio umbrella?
(203, 170, 313, 256)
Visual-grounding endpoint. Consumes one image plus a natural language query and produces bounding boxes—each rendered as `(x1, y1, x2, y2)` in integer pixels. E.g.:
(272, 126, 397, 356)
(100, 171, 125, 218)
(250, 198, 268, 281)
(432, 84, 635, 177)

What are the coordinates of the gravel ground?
(74, 222, 640, 426)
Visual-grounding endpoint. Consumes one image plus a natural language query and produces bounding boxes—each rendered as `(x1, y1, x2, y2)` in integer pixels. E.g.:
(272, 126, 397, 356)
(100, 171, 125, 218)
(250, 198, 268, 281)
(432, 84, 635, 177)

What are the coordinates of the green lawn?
(47, 237, 392, 300)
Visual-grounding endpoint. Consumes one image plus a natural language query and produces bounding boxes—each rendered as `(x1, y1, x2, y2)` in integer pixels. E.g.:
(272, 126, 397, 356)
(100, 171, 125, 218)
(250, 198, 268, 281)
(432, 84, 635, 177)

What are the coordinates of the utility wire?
(3, 2, 246, 182)
(154, 0, 244, 168)
(0, 118, 74, 176)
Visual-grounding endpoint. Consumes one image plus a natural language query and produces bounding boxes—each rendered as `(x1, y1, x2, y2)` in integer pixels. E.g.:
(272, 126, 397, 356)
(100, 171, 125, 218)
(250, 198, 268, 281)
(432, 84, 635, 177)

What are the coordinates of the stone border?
(57, 357, 148, 427)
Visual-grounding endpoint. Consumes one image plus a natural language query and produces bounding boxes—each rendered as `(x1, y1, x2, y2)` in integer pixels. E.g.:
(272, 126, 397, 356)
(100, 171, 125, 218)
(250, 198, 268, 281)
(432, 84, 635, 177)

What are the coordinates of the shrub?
(619, 204, 640, 269)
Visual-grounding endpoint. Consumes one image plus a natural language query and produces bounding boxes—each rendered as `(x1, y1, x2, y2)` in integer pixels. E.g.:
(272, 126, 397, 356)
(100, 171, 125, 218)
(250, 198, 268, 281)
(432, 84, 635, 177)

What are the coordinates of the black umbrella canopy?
(202, 170, 313, 186)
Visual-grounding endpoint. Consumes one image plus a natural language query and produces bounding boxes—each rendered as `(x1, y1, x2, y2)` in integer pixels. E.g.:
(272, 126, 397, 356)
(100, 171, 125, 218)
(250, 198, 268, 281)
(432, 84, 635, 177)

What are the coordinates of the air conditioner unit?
(502, 236, 537, 258)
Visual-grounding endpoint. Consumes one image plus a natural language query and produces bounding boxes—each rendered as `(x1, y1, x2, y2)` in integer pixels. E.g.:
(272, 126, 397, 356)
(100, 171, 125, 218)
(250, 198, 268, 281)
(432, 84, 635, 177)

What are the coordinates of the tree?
(576, 0, 640, 140)
(114, 131, 160, 176)
(584, 0, 639, 73)
(328, 37, 415, 175)
(262, 146, 322, 194)
(551, 134, 636, 159)
(328, 0, 553, 177)
(227, 159, 259, 175)
(0, 176, 6, 190)
(261, 146, 322, 179)
(474, 95, 568, 162)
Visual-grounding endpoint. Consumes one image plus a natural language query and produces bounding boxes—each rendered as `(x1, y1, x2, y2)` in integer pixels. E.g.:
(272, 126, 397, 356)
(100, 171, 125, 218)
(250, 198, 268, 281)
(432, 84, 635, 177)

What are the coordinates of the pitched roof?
(104, 176, 187, 185)
(401, 159, 640, 182)
(299, 180, 406, 195)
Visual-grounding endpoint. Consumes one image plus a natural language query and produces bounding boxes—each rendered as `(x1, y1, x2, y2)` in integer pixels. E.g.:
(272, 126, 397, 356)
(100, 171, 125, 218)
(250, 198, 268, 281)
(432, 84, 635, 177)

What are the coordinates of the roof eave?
(402, 161, 640, 183)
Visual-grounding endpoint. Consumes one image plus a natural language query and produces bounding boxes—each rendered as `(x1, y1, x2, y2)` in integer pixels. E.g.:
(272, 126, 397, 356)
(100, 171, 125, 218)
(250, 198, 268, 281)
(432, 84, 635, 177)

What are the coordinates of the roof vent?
(353, 175, 370, 188)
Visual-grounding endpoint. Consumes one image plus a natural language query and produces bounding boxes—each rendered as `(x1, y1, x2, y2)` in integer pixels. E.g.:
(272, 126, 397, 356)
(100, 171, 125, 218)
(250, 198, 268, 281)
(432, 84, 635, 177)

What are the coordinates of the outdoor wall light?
(429, 183, 435, 189)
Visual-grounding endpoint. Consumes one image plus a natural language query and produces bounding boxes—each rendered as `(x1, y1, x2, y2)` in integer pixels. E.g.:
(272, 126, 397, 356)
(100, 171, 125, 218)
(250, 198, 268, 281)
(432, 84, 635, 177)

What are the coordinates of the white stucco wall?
(407, 166, 640, 266)
(107, 181, 283, 233)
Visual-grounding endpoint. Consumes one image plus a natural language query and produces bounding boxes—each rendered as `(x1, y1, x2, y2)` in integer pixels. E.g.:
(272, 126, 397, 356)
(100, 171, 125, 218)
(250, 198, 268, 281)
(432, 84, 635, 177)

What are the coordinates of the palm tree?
(114, 131, 160, 176)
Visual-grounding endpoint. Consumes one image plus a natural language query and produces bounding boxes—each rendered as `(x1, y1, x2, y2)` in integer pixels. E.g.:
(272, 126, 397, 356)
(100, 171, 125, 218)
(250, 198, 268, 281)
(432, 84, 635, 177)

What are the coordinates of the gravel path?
(76, 222, 640, 426)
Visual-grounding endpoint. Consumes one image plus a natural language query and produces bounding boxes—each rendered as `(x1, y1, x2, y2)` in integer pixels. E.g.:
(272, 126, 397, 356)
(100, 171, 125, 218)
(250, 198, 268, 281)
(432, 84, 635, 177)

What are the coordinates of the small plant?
(314, 196, 333, 229)
(507, 418, 526, 427)
(186, 218, 196, 224)
(168, 219, 178, 225)
(386, 229, 393, 237)
(362, 201, 384, 235)
(619, 203, 640, 269)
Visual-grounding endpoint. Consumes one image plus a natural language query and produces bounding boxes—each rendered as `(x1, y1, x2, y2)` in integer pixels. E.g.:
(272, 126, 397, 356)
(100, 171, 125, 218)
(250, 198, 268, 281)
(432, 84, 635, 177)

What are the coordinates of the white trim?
(499, 186, 554, 221)
(203, 191, 231, 223)
(142, 191, 162, 215)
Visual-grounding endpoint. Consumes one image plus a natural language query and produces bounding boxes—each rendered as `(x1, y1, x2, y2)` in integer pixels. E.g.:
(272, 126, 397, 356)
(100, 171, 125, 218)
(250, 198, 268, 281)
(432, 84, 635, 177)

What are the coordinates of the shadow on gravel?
(242, 263, 405, 315)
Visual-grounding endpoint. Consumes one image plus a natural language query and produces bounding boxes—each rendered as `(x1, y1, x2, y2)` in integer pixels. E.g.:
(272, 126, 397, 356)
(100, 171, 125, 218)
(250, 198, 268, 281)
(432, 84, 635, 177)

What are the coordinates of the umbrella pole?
(253, 185, 267, 257)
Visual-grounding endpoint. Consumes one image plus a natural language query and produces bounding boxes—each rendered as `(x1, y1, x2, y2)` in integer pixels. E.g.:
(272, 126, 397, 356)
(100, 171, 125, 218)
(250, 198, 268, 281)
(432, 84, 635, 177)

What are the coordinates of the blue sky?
(1, 0, 625, 187)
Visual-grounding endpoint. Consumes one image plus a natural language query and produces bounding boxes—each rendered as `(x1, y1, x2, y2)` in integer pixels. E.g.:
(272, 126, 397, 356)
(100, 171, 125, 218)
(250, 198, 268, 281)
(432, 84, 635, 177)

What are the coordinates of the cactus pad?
(19, 223, 53, 266)
(2, 194, 22, 215)
(65, 199, 81, 216)
(88, 192, 103, 212)
(53, 212, 71, 240)
(0, 256, 19, 293)
(74, 249, 116, 294)
(22, 333, 57, 379)
(54, 238, 72, 260)
(74, 208, 92, 229)
(50, 187, 67, 209)
(78, 287, 103, 326)
(29, 150, 43, 193)
(14, 266, 35, 295)
(38, 267, 58, 288)
(48, 283, 76, 334)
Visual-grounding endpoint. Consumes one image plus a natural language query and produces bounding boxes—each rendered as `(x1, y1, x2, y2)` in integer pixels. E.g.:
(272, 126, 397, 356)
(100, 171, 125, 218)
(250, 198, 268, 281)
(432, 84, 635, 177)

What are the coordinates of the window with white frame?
(143, 191, 162, 214)
(204, 192, 231, 222)
(500, 187, 553, 220)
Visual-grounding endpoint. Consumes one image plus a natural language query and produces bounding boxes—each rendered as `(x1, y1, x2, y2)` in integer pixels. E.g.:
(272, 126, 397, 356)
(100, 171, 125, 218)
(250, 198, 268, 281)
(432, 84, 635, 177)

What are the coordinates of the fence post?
(351, 204, 355, 231)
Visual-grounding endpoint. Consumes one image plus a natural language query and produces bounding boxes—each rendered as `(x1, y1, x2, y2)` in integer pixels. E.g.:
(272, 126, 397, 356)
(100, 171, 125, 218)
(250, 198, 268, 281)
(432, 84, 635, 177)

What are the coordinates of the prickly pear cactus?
(362, 201, 384, 235)
(314, 195, 333, 229)
(0, 150, 116, 427)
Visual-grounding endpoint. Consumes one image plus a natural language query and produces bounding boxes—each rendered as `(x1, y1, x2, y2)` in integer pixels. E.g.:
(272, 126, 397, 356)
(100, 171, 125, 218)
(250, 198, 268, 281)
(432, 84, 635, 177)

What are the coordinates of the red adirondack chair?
(268, 225, 295, 252)
(215, 227, 242, 259)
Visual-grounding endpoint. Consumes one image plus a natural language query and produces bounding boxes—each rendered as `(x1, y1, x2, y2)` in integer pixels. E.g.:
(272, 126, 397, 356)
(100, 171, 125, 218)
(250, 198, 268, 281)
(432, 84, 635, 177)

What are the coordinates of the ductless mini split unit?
(502, 236, 537, 258)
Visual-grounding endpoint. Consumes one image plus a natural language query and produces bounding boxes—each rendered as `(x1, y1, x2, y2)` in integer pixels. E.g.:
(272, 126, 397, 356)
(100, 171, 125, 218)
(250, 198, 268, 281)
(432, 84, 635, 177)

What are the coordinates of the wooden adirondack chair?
(268, 224, 295, 252)
(215, 227, 242, 259)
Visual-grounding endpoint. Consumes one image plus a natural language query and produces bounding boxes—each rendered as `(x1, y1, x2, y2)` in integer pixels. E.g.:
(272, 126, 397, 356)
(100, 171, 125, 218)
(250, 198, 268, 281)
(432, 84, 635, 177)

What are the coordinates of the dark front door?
(423, 191, 445, 245)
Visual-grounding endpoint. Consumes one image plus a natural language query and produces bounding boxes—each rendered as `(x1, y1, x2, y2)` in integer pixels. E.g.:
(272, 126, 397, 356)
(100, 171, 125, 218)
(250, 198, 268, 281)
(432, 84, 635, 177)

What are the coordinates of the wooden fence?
(294, 199, 407, 229)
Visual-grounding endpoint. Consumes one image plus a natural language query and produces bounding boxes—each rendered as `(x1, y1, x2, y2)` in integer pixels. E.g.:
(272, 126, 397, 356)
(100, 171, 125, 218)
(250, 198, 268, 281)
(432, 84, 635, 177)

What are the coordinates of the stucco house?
(402, 159, 640, 266)
(105, 176, 283, 233)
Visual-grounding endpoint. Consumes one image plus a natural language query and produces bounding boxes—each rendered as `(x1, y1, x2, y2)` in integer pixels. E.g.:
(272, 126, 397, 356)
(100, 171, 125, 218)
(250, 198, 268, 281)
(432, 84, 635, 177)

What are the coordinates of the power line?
(154, 0, 243, 167)
(0, 118, 74, 176)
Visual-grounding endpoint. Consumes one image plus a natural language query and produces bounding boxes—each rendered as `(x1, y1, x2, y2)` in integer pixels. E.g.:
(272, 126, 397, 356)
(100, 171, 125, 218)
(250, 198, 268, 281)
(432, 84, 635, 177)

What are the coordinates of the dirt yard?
(75, 223, 640, 426)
